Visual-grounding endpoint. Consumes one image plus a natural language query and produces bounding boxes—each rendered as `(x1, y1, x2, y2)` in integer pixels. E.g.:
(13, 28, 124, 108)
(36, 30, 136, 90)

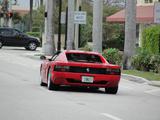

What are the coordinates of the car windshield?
(66, 53, 102, 63)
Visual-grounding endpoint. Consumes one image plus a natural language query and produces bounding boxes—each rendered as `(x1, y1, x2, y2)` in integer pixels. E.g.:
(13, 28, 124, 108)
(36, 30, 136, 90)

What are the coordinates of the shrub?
(26, 32, 41, 39)
(150, 55, 160, 73)
(142, 25, 160, 54)
(102, 48, 123, 65)
(131, 52, 151, 71)
(131, 48, 160, 73)
(79, 44, 92, 51)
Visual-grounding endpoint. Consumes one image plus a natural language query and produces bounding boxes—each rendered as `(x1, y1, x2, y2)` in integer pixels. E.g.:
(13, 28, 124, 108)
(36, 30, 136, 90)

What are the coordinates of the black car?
(0, 28, 40, 51)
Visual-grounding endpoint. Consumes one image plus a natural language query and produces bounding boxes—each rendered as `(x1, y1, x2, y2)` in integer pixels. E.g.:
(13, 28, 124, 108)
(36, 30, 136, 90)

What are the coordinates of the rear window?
(66, 53, 102, 63)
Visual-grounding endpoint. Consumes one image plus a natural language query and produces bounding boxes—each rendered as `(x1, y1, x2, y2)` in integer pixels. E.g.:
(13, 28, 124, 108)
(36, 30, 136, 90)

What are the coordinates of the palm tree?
(40, 0, 43, 6)
(92, 0, 103, 53)
(123, 0, 136, 69)
(29, 0, 33, 31)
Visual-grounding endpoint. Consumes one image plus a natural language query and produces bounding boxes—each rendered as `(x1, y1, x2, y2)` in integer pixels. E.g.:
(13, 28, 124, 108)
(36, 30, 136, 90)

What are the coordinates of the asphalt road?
(0, 47, 160, 120)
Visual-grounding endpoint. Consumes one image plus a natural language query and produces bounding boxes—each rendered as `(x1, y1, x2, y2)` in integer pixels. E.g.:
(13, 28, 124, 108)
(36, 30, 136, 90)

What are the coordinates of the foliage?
(103, 6, 124, 50)
(79, 2, 93, 47)
(149, 55, 160, 73)
(23, 5, 45, 32)
(79, 2, 124, 48)
(131, 49, 151, 71)
(79, 43, 92, 51)
(102, 48, 123, 65)
(12, 12, 22, 24)
(103, 31, 124, 50)
(142, 25, 160, 54)
(131, 48, 160, 73)
(26, 32, 41, 39)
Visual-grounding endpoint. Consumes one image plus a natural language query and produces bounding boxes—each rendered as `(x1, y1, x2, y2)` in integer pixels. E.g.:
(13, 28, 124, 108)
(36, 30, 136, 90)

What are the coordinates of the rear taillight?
(106, 68, 121, 75)
(54, 65, 70, 72)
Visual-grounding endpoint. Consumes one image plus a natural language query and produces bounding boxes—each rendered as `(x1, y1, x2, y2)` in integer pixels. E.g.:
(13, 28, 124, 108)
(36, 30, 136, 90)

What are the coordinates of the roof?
(106, 5, 154, 23)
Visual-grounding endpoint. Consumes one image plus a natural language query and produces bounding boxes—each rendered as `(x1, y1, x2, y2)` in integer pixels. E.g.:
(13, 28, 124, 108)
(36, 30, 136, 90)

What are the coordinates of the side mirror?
(40, 55, 46, 60)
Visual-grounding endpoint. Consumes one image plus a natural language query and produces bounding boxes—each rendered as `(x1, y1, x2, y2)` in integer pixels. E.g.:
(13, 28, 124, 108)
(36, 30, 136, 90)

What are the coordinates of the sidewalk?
(122, 74, 160, 87)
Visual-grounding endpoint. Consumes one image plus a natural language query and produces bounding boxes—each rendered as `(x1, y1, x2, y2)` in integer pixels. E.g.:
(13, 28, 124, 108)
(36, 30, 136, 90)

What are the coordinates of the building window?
(144, 0, 153, 3)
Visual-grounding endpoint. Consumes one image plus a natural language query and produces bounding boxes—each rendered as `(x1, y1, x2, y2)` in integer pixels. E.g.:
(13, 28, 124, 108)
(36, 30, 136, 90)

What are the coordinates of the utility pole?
(8, 0, 12, 27)
(29, 0, 33, 31)
(67, 0, 75, 50)
(123, 0, 136, 69)
(74, 0, 81, 50)
(92, 0, 103, 53)
(42, 0, 48, 54)
(42, 0, 56, 55)
(57, 0, 62, 51)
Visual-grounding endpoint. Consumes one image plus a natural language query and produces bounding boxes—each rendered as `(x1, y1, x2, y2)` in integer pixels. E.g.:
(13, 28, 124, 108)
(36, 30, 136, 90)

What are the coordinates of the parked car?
(40, 50, 121, 94)
(0, 27, 40, 51)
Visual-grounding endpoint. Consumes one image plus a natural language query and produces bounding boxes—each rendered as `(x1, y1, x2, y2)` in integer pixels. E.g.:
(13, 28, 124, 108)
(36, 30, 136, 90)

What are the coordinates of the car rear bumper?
(51, 72, 121, 88)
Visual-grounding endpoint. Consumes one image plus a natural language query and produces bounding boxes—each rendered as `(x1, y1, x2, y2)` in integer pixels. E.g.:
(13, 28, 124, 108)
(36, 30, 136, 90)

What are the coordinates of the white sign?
(74, 11, 87, 24)
(61, 12, 66, 24)
(154, 2, 160, 23)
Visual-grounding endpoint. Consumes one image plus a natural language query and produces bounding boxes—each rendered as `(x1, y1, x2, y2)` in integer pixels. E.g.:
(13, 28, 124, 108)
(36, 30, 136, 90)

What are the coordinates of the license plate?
(82, 76, 93, 83)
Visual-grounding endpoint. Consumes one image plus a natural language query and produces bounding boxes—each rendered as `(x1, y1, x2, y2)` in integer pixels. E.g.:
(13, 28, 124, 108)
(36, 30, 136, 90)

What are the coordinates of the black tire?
(105, 86, 118, 94)
(25, 46, 29, 50)
(47, 69, 59, 90)
(0, 41, 3, 49)
(27, 42, 37, 51)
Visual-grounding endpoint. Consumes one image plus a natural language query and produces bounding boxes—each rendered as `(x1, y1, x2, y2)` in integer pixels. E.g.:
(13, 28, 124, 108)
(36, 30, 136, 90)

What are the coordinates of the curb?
(122, 74, 160, 87)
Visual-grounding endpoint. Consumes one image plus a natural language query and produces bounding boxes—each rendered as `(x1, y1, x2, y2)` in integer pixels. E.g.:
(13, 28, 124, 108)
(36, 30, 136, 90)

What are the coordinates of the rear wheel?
(47, 69, 59, 90)
(105, 86, 118, 94)
(0, 41, 3, 49)
(28, 42, 37, 51)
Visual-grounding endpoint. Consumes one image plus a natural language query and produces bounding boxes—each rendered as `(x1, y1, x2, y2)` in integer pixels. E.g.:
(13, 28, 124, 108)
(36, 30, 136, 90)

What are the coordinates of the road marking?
(101, 113, 123, 120)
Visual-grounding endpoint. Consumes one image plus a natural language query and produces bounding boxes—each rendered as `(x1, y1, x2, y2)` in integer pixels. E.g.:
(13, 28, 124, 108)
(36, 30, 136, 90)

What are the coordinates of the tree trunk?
(29, 0, 33, 31)
(123, 0, 136, 69)
(40, 0, 43, 6)
(42, 0, 56, 55)
(67, 0, 75, 50)
(92, 0, 103, 53)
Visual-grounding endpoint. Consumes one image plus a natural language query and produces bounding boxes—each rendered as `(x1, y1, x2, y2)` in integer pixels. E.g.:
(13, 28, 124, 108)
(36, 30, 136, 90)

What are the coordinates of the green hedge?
(26, 32, 41, 39)
(102, 48, 123, 66)
(131, 49, 160, 73)
(142, 25, 160, 54)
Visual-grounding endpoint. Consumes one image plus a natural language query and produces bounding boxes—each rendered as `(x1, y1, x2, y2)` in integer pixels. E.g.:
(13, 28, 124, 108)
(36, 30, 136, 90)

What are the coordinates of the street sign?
(61, 12, 66, 24)
(74, 11, 86, 24)
(154, 2, 160, 24)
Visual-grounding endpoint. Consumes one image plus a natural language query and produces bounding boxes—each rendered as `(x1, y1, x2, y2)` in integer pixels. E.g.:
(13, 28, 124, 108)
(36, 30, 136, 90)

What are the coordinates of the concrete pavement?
(1, 47, 160, 120)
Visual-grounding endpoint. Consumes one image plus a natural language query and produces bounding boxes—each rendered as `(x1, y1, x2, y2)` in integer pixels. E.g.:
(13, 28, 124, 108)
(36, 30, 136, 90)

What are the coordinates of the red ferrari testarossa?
(40, 50, 121, 94)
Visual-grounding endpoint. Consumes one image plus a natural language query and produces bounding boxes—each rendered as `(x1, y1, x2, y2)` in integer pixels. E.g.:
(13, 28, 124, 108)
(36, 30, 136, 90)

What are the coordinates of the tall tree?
(123, 0, 136, 69)
(67, 0, 75, 50)
(43, 0, 56, 55)
(29, 0, 33, 31)
(92, 0, 103, 53)
(40, 0, 43, 6)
